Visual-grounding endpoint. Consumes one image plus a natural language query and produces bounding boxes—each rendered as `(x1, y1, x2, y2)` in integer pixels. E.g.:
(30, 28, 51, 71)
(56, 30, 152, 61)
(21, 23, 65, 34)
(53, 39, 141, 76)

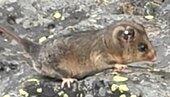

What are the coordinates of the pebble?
(6, 6, 14, 12)
(15, 18, 24, 24)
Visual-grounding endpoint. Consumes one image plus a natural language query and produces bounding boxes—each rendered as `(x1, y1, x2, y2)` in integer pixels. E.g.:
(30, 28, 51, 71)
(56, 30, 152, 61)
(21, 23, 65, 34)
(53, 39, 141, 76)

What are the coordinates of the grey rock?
(0, 0, 170, 97)
(98, 87, 107, 96)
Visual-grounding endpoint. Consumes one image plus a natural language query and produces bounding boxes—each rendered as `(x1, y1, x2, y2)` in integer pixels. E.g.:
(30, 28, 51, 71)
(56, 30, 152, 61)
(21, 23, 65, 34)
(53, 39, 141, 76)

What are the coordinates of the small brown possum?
(0, 21, 156, 88)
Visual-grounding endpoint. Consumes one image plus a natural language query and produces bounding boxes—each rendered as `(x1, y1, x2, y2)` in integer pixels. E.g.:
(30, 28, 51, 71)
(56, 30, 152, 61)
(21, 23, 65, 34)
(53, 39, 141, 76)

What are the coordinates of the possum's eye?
(138, 43, 148, 52)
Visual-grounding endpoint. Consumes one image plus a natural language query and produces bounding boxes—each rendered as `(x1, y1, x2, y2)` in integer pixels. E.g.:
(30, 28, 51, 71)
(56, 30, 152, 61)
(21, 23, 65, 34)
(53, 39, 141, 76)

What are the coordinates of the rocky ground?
(1, 0, 170, 97)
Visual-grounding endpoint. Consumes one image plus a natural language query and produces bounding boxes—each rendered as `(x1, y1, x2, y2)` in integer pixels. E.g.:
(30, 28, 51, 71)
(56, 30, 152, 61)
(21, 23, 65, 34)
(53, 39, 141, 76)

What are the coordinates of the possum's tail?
(0, 26, 40, 57)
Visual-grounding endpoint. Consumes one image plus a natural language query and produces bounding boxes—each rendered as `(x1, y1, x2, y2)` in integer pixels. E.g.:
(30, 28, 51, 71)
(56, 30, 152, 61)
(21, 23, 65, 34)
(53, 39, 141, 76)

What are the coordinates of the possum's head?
(111, 21, 156, 64)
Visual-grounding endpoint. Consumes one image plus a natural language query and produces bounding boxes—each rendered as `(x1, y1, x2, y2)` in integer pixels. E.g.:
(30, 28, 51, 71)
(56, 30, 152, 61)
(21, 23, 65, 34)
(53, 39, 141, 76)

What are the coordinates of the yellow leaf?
(58, 91, 64, 96)
(3, 95, 10, 97)
(66, 26, 76, 30)
(36, 88, 42, 93)
(79, 93, 83, 97)
(112, 71, 118, 75)
(130, 95, 137, 97)
(120, 94, 126, 97)
(61, 16, 65, 20)
(27, 78, 40, 85)
(152, 68, 160, 71)
(113, 75, 128, 82)
(111, 84, 118, 91)
(63, 94, 69, 97)
(119, 85, 129, 92)
(144, 15, 154, 20)
(53, 11, 61, 19)
(38, 36, 47, 44)
(90, 14, 98, 18)
(19, 89, 29, 97)
(48, 35, 54, 39)
(88, 19, 97, 23)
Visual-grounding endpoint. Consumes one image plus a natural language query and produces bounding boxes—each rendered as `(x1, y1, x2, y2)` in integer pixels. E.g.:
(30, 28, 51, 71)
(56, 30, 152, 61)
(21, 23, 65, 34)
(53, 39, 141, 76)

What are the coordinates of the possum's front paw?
(113, 64, 127, 72)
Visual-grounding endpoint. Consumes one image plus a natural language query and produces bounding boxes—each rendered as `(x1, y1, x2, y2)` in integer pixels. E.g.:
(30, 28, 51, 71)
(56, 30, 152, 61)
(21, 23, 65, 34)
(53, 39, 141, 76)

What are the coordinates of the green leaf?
(36, 88, 42, 93)
(111, 84, 118, 91)
(38, 36, 47, 44)
(120, 94, 126, 97)
(113, 75, 128, 82)
(3, 95, 10, 97)
(27, 78, 40, 85)
(119, 85, 129, 92)
(19, 89, 29, 97)
(53, 11, 61, 19)
(130, 95, 137, 97)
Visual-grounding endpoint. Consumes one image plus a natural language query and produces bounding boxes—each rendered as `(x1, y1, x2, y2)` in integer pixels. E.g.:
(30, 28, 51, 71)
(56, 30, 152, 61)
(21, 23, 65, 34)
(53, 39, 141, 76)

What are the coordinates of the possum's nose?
(151, 55, 157, 61)
(147, 49, 157, 61)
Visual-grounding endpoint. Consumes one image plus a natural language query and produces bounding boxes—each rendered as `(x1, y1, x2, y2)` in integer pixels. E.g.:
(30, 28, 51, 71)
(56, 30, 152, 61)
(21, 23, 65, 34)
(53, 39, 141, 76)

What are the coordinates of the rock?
(0, 0, 170, 97)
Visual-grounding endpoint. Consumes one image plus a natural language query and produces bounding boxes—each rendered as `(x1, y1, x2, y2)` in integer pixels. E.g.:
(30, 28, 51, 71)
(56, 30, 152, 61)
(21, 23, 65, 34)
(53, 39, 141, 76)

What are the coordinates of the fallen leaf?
(63, 94, 69, 97)
(19, 89, 29, 97)
(144, 15, 154, 20)
(38, 36, 47, 44)
(111, 84, 118, 91)
(112, 71, 118, 75)
(61, 16, 65, 20)
(120, 94, 126, 97)
(36, 88, 42, 93)
(2, 95, 10, 97)
(90, 14, 98, 18)
(88, 19, 97, 23)
(27, 78, 40, 85)
(66, 26, 76, 31)
(113, 75, 128, 82)
(48, 35, 54, 39)
(58, 91, 64, 96)
(53, 11, 61, 19)
(152, 68, 160, 71)
(130, 94, 137, 97)
(119, 84, 129, 92)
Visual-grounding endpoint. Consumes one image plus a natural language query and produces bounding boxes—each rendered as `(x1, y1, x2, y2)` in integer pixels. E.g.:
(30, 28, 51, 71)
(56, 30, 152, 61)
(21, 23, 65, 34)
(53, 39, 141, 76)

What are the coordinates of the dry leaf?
(58, 91, 64, 96)
(2, 95, 10, 97)
(113, 75, 128, 82)
(38, 36, 47, 44)
(63, 94, 69, 97)
(53, 11, 61, 19)
(119, 84, 129, 92)
(111, 84, 118, 91)
(36, 88, 42, 93)
(27, 78, 40, 85)
(130, 95, 137, 97)
(120, 94, 126, 97)
(144, 15, 154, 20)
(48, 35, 54, 39)
(19, 89, 29, 97)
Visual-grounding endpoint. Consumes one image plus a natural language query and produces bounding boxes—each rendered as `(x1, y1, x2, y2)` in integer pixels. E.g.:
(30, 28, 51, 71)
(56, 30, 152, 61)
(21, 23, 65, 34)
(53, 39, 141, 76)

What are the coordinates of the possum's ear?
(112, 25, 136, 44)
(119, 27, 135, 42)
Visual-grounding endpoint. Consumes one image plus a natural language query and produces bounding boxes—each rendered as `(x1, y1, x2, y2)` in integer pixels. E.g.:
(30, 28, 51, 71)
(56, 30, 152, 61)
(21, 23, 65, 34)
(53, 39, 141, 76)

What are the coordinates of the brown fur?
(0, 21, 156, 80)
